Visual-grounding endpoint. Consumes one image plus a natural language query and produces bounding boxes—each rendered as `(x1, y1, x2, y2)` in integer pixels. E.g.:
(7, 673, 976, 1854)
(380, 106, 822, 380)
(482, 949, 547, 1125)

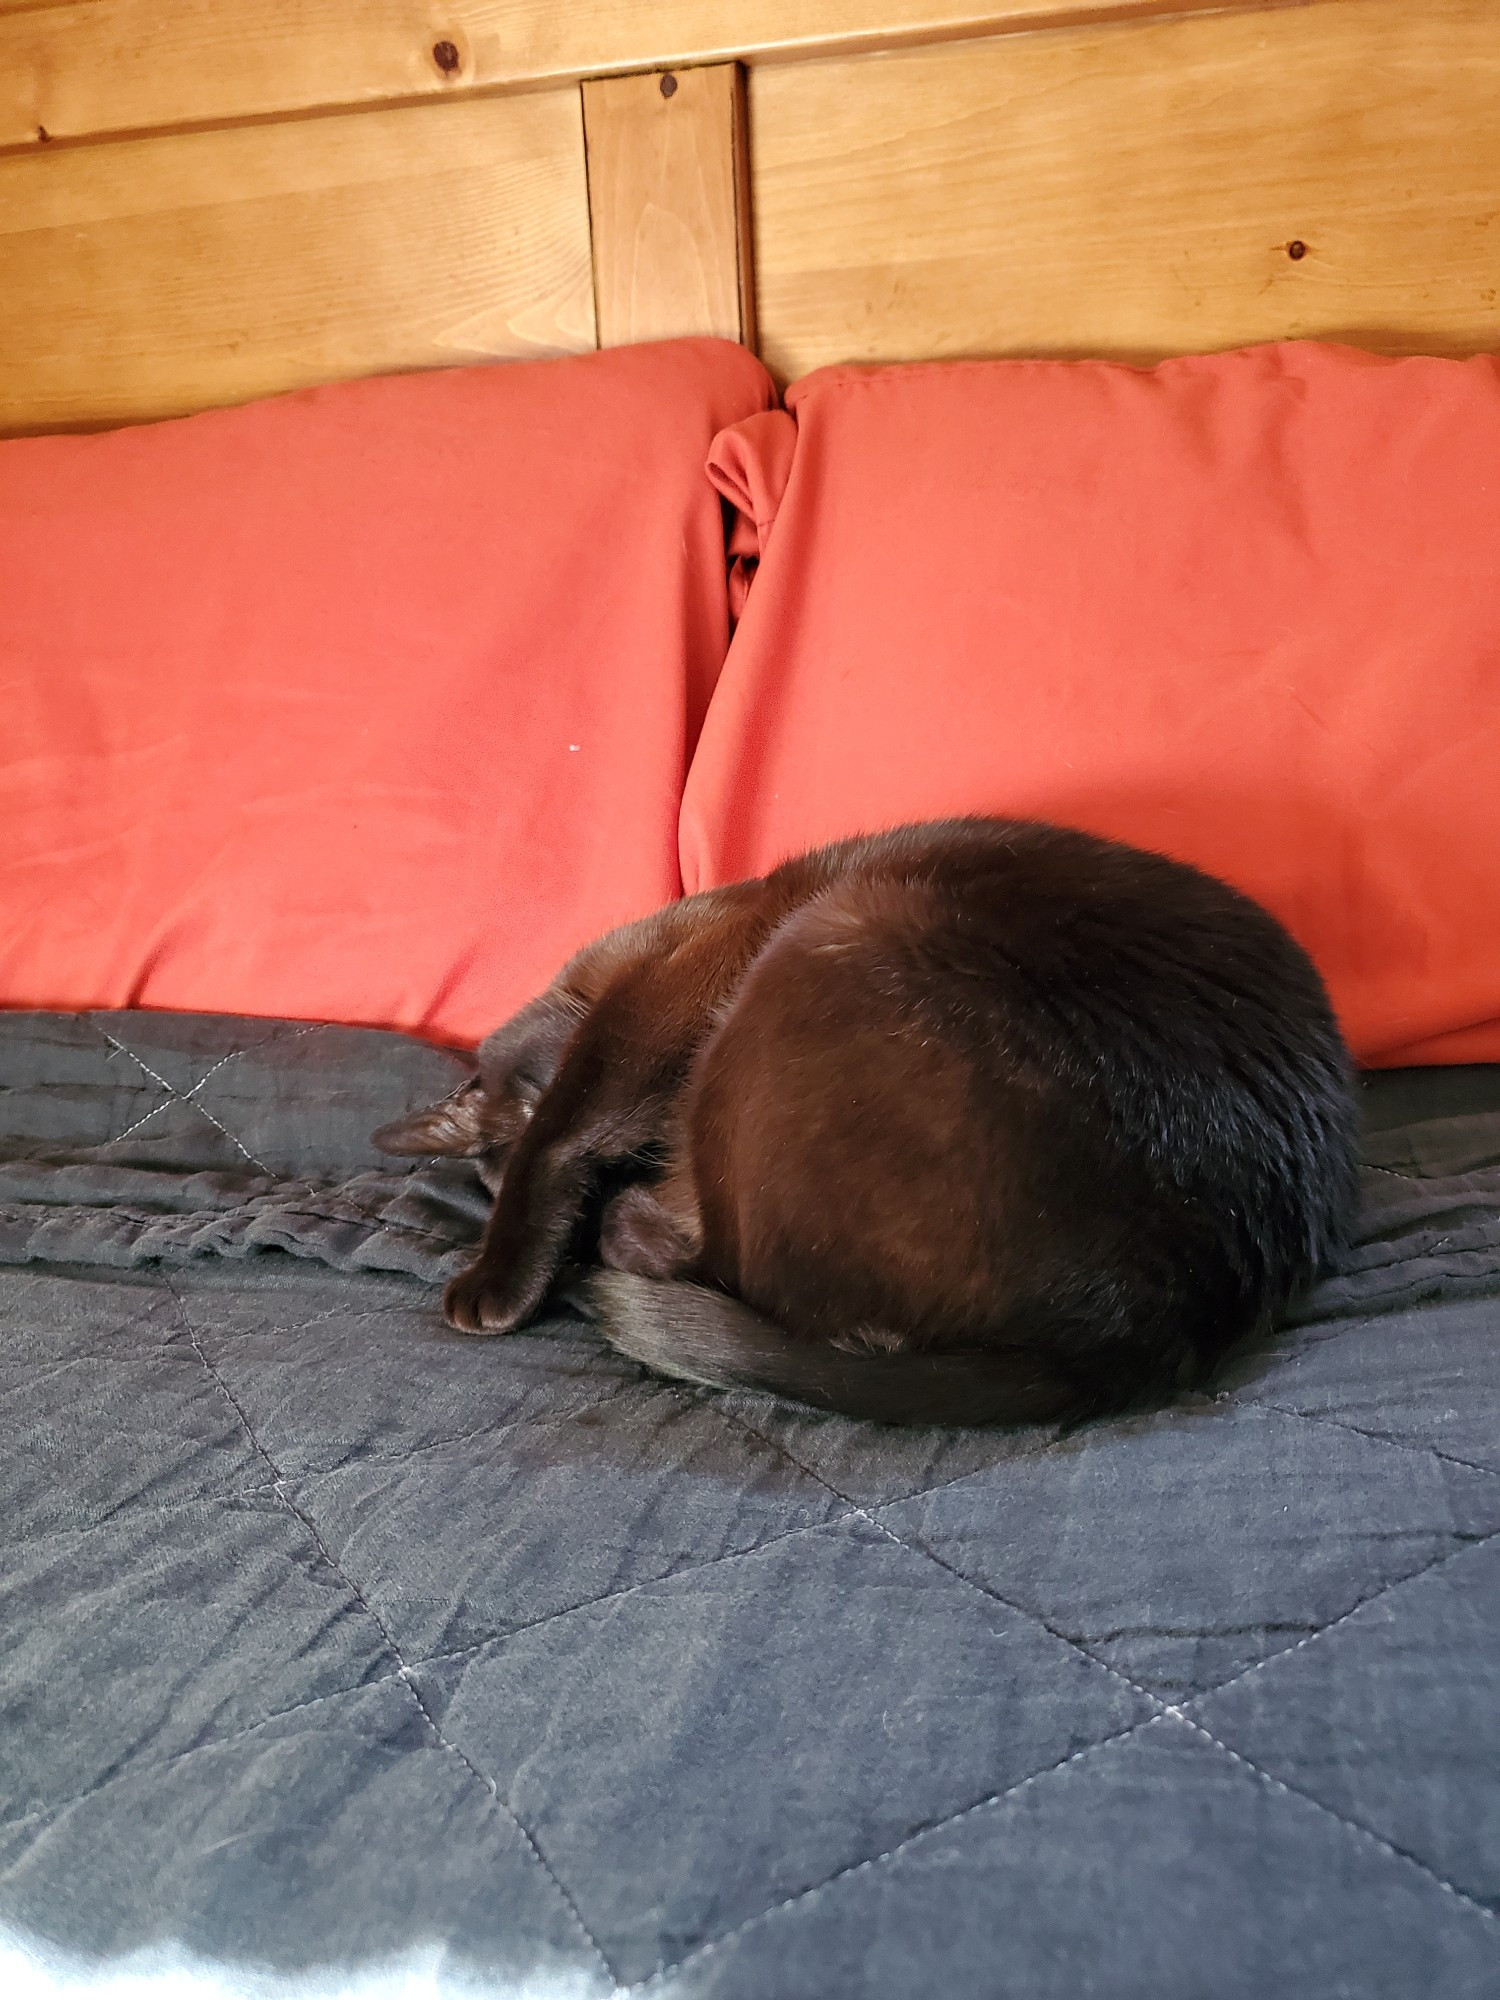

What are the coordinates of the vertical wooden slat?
(583, 61, 756, 349)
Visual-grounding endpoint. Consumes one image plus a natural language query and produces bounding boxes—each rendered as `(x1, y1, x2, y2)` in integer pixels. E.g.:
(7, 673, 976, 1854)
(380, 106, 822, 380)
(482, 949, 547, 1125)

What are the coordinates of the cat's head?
(372, 987, 587, 1189)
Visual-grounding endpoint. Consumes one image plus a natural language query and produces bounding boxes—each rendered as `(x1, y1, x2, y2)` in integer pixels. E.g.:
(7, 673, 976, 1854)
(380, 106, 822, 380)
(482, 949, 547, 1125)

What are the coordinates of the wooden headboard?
(3, 0, 1497, 432)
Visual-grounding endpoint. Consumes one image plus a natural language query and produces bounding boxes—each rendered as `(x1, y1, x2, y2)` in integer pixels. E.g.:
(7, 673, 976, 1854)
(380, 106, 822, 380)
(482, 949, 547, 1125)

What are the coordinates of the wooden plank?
(0, 0, 104, 15)
(584, 63, 753, 349)
(749, 0, 1500, 381)
(0, 89, 596, 432)
(1, 1, 1318, 151)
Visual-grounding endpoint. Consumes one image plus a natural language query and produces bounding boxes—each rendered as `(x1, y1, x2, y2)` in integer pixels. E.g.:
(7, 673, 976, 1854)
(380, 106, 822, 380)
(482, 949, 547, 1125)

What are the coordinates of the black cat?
(376, 819, 1358, 1426)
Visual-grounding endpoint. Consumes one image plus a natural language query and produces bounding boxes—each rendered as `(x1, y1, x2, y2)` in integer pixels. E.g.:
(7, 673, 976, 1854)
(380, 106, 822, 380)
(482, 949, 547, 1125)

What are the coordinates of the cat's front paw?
(443, 1265, 526, 1335)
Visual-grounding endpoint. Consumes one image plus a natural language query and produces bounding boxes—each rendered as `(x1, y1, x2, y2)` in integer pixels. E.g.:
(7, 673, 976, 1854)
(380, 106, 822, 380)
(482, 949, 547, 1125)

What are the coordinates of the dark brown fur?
(376, 819, 1358, 1426)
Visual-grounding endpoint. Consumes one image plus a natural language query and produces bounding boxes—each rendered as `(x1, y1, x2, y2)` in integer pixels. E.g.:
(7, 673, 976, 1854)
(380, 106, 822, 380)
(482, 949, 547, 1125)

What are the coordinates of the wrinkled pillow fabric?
(684, 344, 1500, 1066)
(1, 339, 774, 1046)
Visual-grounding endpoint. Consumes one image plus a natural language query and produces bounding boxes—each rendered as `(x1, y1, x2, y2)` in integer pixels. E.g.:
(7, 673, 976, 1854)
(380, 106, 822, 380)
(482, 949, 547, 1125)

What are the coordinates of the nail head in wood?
(585, 63, 754, 351)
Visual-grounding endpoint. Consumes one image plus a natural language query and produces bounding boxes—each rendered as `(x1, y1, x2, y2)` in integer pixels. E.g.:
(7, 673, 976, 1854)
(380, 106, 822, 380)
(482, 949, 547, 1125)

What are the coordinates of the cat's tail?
(572, 1270, 1086, 1428)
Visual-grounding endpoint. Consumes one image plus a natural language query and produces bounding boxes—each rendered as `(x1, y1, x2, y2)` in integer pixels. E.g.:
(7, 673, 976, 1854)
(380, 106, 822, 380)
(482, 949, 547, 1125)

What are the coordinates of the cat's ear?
(373, 1078, 488, 1157)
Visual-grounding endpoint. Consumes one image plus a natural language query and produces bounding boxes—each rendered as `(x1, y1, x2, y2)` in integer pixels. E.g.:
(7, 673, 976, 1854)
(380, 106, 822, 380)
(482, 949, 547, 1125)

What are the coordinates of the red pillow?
(685, 344, 1500, 1066)
(1, 340, 774, 1045)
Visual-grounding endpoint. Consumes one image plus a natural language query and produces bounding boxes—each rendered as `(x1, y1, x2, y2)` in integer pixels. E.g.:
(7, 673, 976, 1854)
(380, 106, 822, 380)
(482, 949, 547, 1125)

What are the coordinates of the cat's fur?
(375, 819, 1358, 1426)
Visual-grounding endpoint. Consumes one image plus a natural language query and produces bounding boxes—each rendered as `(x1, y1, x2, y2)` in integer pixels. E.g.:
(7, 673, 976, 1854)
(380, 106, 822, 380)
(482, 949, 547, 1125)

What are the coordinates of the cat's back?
(826, 817, 1343, 1079)
(760, 817, 1359, 1272)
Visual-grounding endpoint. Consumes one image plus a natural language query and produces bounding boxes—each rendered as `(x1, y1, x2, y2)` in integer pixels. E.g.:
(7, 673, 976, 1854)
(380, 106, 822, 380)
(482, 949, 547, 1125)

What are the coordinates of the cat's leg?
(443, 952, 725, 1333)
(442, 874, 822, 1335)
(442, 982, 686, 1331)
(442, 897, 789, 1333)
(372, 988, 586, 1168)
(598, 1163, 704, 1280)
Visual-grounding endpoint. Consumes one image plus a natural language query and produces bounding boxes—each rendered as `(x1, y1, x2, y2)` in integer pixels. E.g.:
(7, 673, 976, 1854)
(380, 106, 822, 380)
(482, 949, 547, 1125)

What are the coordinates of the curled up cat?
(374, 818, 1359, 1428)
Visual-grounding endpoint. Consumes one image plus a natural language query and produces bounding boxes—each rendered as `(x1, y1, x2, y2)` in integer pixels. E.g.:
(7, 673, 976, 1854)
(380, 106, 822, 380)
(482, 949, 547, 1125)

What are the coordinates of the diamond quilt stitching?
(188, 1297, 429, 1345)
(91, 1025, 273, 1173)
(0, 1669, 412, 1839)
(10, 1013, 1500, 1993)
(1165, 1709, 1500, 1925)
(623, 1713, 1170, 1995)
(855, 1392, 1500, 1699)
(625, 1693, 1500, 1993)
(692, 1386, 1500, 1750)
(16, 1248, 1496, 1964)
(159, 1276, 619, 1990)
(703, 1394, 1166, 1711)
(1187, 1531, 1500, 1917)
(1174, 1525, 1500, 1711)
(282, 1382, 644, 1476)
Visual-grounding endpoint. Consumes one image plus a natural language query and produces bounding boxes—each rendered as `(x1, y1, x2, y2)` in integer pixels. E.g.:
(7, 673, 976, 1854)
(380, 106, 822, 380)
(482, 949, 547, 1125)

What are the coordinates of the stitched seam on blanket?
(12, 1299, 425, 1368)
(626, 1713, 1171, 1991)
(106, 1097, 175, 1147)
(689, 1396, 1500, 1809)
(91, 1027, 274, 1176)
(856, 1418, 1500, 1717)
(1177, 1528, 1500, 1710)
(1164, 1711, 1499, 1924)
(632, 1680, 1500, 1990)
(101, 1039, 274, 1147)
(1242, 1395, 1500, 1482)
(108, 1044, 266, 1149)
(193, 1298, 426, 1342)
(699, 1395, 1165, 1713)
(849, 1381, 1496, 1523)
(410, 1513, 862, 1670)
(288, 1383, 645, 1475)
(750, 1432, 1065, 1520)
(3, 1513, 870, 1849)
(94, 1018, 322, 1145)
(173, 1022, 326, 1107)
(161, 1276, 619, 1988)
(0, 1669, 413, 1835)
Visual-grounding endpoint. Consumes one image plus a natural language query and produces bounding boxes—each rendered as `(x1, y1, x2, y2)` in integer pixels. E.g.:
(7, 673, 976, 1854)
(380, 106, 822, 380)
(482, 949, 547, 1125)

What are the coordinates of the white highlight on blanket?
(0, 1932, 603, 2000)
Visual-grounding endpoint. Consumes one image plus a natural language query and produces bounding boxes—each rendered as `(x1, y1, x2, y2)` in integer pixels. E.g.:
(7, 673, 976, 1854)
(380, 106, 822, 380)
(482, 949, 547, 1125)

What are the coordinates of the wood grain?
(584, 63, 753, 348)
(750, 0, 1500, 380)
(1, 0, 1319, 151)
(0, 88, 596, 431)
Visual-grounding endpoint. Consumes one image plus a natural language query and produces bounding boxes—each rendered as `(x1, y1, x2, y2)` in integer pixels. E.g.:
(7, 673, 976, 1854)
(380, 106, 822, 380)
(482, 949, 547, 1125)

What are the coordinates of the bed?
(4, 2, 1500, 1994)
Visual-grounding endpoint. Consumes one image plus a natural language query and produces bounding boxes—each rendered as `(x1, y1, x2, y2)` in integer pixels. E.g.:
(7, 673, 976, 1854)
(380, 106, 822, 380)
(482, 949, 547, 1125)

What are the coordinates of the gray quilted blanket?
(2, 1009, 1499, 1997)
